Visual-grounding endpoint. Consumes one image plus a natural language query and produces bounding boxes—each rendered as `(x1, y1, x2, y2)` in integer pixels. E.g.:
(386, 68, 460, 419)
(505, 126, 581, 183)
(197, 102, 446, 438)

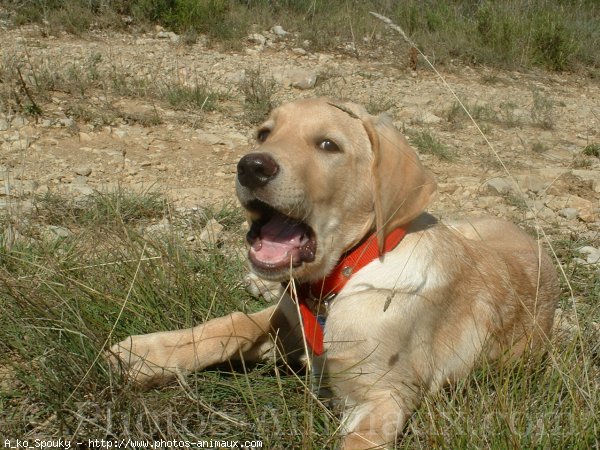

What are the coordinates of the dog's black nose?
(237, 153, 279, 189)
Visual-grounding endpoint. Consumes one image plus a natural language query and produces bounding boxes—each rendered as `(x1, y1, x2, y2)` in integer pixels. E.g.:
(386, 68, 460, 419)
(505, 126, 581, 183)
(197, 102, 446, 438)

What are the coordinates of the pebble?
(515, 174, 548, 194)
(559, 208, 578, 220)
(484, 177, 515, 195)
(419, 111, 442, 124)
(74, 166, 92, 177)
(79, 132, 92, 142)
(198, 218, 223, 247)
(292, 48, 307, 56)
(113, 128, 128, 139)
(59, 117, 75, 127)
(271, 25, 289, 37)
(156, 31, 179, 43)
(146, 218, 170, 236)
(73, 176, 88, 185)
(44, 225, 72, 240)
(247, 33, 267, 46)
(0, 118, 9, 131)
(286, 68, 317, 90)
(11, 117, 27, 128)
(577, 246, 600, 265)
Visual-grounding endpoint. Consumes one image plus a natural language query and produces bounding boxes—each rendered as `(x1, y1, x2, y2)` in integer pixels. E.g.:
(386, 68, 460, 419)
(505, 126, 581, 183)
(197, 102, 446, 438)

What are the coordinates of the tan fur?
(109, 98, 559, 449)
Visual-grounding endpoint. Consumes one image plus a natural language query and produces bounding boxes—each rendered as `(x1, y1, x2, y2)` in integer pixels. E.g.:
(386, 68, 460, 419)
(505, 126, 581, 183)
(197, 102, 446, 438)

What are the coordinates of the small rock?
(113, 128, 128, 139)
(79, 132, 92, 142)
(484, 177, 515, 195)
(286, 69, 317, 90)
(571, 169, 600, 182)
(578, 207, 598, 223)
(247, 33, 267, 46)
(419, 112, 442, 124)
(146, 218, 170, 236)
(271, 25, 289, 37)
(198, 219, 223, 247)
(437, 183, 459, 194)
(476, 196, 498, 209)
(59, 117, 75, 127)
(546, 195, 596, 222)
(68, 184, 94, 196)
(292, 47, 307, 56)
(0, 118, 9, 131)
(74, 166, 92, 177)
(577, 246, 600, 265)
(561, 195, 592, 210)
(73, 176, 88, 185)
(525, 203, 556, 221)
(197, 132, 224, 145)
(515, 174, 549, 194)
(559, 208, 578, 220)
(35, 184, 49, 195)
(44, 225, 72, 240)
(12, 138, 30, 150)
(11, 116, 27, 128)
(156, 31, 179, 42)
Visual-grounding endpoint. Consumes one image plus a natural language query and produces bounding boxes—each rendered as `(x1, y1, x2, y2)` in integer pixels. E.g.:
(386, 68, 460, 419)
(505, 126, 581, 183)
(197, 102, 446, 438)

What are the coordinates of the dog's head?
(236, 98, 436, 282)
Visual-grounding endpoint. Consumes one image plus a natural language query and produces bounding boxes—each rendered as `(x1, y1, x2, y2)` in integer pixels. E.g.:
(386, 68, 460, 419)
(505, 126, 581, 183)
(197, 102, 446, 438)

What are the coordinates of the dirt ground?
(1, 25, 599, 243)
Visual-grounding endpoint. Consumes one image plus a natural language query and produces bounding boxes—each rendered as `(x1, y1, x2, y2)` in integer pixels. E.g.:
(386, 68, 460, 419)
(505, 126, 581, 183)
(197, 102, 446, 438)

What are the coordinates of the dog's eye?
(318, 139, 340, 152)
(257, 129, 270, 143)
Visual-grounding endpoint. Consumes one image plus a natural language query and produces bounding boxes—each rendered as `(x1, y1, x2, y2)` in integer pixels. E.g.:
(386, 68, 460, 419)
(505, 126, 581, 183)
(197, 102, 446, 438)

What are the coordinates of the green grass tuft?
(582, 143, 600, 158)
(238, 69, 277, 125)
(407, 129, 454, 161)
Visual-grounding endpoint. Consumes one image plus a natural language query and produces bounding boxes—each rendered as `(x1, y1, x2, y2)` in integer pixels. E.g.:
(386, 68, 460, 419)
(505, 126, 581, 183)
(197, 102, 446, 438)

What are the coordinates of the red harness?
(295, 227, 407, 355)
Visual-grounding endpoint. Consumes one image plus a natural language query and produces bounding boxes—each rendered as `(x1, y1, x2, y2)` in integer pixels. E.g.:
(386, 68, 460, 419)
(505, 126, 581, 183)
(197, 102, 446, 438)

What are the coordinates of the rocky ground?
(1, 24, 599, 265)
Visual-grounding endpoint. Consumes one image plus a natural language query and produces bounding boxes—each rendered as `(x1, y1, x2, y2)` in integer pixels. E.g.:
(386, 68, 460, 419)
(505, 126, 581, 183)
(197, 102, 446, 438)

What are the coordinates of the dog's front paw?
(107, 334, 184, 388)
(244, 273, 282, 302)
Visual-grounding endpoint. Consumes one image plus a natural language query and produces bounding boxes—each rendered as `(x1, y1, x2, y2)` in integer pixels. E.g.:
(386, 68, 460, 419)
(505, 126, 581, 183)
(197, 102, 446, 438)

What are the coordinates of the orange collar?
(296, 227, 407, 355)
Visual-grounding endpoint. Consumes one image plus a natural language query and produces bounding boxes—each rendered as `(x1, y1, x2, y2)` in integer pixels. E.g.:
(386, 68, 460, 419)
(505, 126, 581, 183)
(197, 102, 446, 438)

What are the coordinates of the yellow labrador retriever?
(110, 98, 559, 449)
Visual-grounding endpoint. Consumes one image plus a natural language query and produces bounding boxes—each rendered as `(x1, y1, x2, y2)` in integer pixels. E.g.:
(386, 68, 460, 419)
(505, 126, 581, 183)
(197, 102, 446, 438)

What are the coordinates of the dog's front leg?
(108, 306, 276, 387)
(340, 397, 410, 450)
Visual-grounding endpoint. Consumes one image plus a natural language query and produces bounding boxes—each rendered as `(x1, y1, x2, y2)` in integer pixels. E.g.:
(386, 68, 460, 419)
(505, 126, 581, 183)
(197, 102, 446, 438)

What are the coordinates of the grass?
(1, 190, 598, 447)
(238, 69, 277, 125)
(0, 50, 229, 121)
(406, 129, 454, 161)
(3, 0, 600, 72)
(164, 81, 230, 112)
(530, 87, 556, 130)
(0, 190, 335, 447)
(582, 143, 600, 158)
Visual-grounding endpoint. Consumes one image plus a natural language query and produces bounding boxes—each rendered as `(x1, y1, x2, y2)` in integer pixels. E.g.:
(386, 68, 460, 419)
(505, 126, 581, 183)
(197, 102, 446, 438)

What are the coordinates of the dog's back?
(446, 217, 560, 359)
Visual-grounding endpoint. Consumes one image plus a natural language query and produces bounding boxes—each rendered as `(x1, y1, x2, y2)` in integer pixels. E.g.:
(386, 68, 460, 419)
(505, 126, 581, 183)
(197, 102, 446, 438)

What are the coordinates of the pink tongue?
(251, 214, 305, 265)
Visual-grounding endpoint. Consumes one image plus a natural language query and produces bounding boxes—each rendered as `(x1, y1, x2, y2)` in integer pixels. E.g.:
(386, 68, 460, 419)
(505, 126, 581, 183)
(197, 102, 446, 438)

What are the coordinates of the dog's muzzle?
(236, 152, 316, 274)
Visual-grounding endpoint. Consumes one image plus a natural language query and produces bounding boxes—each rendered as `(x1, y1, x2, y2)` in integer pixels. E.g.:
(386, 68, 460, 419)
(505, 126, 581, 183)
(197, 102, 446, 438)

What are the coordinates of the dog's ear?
(362, 116, 437, 252)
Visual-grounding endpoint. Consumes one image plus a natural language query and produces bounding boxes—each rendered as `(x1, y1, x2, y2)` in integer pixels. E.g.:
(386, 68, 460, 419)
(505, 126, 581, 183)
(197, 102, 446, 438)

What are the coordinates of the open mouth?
(244, 200, 316, 272)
